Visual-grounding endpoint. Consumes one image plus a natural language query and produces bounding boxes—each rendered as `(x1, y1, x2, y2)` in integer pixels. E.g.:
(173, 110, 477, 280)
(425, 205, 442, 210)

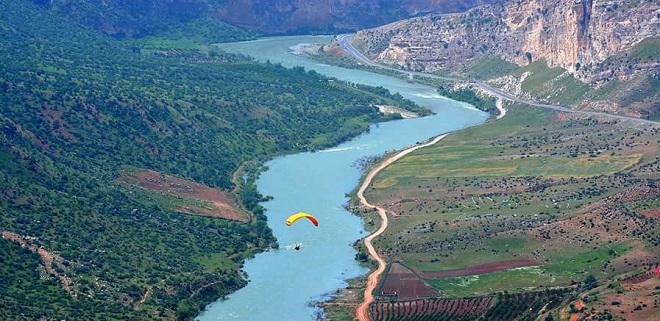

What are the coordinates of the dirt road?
(354, 134, 448, 321)
(495, 98, 506, 119)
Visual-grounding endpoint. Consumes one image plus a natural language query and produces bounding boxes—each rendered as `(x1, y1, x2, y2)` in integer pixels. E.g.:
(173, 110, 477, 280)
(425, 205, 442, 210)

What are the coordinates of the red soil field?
(620, 270, 658, 286)
(379, 263, 439, 300)
(414, 259, 539, 278)
(639, 208, 660, 219)
(117, 169, 249, 222)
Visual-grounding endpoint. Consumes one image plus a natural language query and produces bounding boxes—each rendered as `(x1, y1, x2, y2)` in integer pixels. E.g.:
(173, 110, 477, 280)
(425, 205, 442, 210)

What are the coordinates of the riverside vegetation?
(336, 103, 660, 321)
(0, 1, 424, 320)
(300, 27, 660, 321)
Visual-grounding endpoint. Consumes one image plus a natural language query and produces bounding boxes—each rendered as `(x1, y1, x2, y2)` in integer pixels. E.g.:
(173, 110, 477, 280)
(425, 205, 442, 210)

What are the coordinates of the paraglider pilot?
(286, 212, 318, 252)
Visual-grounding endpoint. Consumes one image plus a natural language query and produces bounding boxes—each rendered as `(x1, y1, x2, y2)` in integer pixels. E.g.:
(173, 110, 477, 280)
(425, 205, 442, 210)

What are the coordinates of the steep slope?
(31, 0, 239, 38)
(34, 0, 498, 37)
(352, 0, 660, 118)
(214, 0, 497, 35)
(0, 1, 418, 320)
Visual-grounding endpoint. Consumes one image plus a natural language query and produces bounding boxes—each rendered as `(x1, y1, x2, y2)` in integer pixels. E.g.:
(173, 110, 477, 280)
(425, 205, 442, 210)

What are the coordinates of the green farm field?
(358, 103, 660, 297)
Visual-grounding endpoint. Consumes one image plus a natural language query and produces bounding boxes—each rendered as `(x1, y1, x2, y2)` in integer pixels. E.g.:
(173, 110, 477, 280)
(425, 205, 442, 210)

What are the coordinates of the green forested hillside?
(0, 1, 418, 320)
(32, 0, 496, 38)
(31, 0, 234, 39)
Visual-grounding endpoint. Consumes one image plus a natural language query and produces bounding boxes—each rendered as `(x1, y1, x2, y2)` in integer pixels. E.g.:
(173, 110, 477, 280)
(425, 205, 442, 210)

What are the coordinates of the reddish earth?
(370, 296, 494, 321)
(553, 111, 591, 122)
(585, 269, 660, 321)
(414, 259, 539, 278)
(639, 208, 660, 219)
(355, 135, 449, 321)
(379, 263, 438, 300)
(324, 44, 351, 58)
(528, 186, 660, 256)
(39, 107, 78, 142)
(118, 169, 249, 222)
(611, 245, 657, 272)
(621, 270, 658, 287)
(567, 299, 586, 321)
(2, 231, 76, 297)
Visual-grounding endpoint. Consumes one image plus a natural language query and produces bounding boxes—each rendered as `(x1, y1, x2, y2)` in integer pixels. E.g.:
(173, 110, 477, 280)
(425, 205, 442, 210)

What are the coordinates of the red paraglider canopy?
(655, 266, 660, 277)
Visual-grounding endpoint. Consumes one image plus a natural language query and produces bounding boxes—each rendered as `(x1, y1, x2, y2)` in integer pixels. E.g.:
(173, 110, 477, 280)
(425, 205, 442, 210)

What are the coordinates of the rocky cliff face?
(354, 0, 659, 81)
(504, 0, 658, 79)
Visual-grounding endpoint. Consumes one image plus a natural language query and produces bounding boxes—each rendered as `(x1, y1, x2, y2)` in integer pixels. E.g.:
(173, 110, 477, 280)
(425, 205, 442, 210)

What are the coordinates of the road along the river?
(336, 34, 659, 127)
(354, 134, 448, 321)
(338, 32, 659, 321)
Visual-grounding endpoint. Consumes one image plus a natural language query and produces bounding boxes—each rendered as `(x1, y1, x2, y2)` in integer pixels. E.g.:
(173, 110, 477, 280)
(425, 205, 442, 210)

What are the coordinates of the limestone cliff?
(352, 0, 659, 116)
(503, 0, 658, 79)
(356, 0, 658, 77)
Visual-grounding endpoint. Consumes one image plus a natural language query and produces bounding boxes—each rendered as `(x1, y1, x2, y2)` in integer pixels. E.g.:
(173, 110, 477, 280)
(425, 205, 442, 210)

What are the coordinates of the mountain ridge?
(351, 0, 660, 118)
(34, 0, 498, 37)
(0, 1, 421, 319)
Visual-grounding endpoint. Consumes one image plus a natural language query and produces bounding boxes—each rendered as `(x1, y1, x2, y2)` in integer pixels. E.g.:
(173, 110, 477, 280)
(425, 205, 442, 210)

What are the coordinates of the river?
(196, 35, 489, 321)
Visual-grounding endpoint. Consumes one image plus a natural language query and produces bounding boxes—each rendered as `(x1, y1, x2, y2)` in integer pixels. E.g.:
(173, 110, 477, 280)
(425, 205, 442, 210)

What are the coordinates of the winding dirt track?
(341, 31, 658, 320)
(354, 134, 448, 321)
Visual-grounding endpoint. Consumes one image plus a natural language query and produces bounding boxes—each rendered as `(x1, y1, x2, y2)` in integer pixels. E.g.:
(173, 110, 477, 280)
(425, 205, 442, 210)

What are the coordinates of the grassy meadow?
(360, 103, 660, 297)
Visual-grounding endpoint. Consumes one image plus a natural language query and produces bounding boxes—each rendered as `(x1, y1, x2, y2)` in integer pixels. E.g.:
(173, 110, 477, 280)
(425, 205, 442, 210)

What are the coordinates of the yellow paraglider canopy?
(285, 212, 318, 227)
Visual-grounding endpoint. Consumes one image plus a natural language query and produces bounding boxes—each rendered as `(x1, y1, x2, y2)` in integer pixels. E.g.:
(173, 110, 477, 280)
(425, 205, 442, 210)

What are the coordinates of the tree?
(583, 274, 597, 290)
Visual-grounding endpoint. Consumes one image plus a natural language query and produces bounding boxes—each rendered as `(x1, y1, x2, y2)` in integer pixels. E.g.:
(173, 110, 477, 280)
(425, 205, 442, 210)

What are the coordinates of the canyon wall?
(354, 0, 659, 82)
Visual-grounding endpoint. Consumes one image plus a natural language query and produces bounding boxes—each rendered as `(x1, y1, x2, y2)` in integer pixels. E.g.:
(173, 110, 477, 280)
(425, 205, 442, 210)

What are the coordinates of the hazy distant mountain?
(213, 0, 498, 34)
(34, 0, 498, 37)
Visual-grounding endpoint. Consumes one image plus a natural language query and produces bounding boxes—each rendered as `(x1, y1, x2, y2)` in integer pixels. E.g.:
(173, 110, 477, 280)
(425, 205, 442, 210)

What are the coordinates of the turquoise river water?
(196, 35, 489, 321)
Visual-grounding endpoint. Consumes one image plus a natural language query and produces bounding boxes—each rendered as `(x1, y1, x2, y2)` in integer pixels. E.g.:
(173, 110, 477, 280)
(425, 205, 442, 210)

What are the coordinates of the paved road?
(336, 34, 659, 127)
(338, 31, 659, 321)
(337, 34, 380, 68)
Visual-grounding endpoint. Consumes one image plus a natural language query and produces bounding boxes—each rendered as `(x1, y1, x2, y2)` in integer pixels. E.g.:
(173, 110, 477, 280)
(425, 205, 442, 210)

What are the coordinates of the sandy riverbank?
(289, 43, 323, 55)
(354, 134, 448, 321)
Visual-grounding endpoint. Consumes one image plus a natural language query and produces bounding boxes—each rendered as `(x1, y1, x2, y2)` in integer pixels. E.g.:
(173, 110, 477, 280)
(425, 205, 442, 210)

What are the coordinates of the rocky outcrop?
(351, 0, 659, 117)
(354, 0, 659, 80)
(505, 0, 658, 78)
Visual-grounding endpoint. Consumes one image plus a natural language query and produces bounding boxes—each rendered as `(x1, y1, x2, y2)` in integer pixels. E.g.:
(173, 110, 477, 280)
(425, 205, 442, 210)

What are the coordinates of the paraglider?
(655, 266, 660, 277)
(285, 212, 318, 227)
(286, 212, 318, 251)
